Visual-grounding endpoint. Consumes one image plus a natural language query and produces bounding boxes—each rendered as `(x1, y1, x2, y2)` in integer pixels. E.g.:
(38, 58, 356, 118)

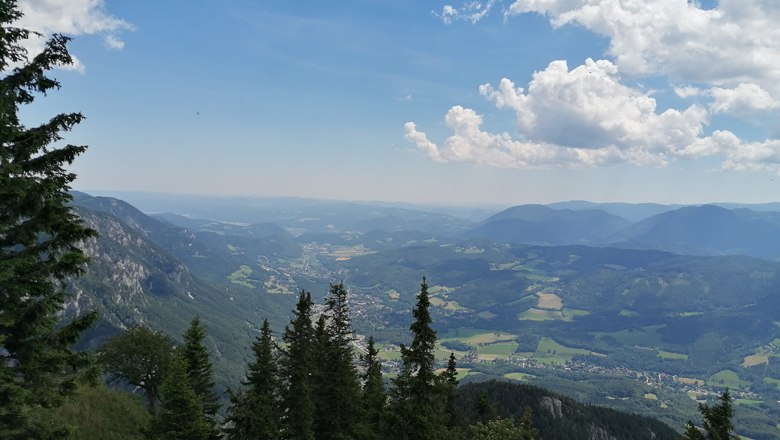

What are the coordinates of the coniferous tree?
(314, 282, 361, 440)
(148, 351, 211, 440)
(279, 291, 316, 440)
(311, 314, 331, 438)
(518, 406, 539, 440)
(681, 390, 738, 440)
(388, 278, 446, 440)
(0, 2, 98, 438)
(358, 336, 385, 439)
(225, 319, 281, 440)
(181, 317, 219, 437)
(440, 352, 459, 428)
(474, 393, 498, 423)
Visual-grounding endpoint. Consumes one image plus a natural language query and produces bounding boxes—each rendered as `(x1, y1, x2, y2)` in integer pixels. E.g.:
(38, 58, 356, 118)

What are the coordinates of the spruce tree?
(358, 336, 385, 440)
(181, 317, 219, 437)
(314, 282, 361, 440)
(225, 319, 281, 440)
(0, 2, 98, 437)
(279, 291, 316, 440)
(149, 351, 211, 440)
(440, 352, 459, 428)
(388, 278, 446, 440)
(518, 406, 539, 440)
(682, 390, 738, 440)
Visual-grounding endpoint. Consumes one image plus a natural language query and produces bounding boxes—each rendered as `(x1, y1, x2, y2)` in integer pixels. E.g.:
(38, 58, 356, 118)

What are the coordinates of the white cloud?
(674, 86, 703, 99)
(405, 104, 671, 168)
(505, 0, 780, 109)
(15, 0, 131, 70)
(104, 35, 125, 51)
(405, 58, 780, 170)
(420, 0, 780, 173)
(479, 59, 709, 154)
(708, 83, 780, 115)
(436, 1, 497, 24)
(404, 122, 441, 161)
(717, 132, 780, 173)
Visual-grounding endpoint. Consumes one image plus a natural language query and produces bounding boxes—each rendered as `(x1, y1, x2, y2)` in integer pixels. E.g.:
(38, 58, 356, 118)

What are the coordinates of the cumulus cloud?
(415, 0, 780, 173)
(405, 104, 674, 168)
(405, 58, 780, 170)
(505, 0, 780, 106)
(479, 59, 708, 155)
(15, 0, 131, 70)
(708, 83, 780, 115)
(717, 132, 780, 173)
(436, 1, 497, 24)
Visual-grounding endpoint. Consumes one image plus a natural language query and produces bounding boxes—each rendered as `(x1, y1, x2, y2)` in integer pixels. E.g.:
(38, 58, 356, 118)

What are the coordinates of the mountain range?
(64, 191, 780, 438)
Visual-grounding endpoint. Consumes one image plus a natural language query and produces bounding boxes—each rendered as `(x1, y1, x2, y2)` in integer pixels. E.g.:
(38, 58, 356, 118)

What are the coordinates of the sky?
(13, 0, 780, 205)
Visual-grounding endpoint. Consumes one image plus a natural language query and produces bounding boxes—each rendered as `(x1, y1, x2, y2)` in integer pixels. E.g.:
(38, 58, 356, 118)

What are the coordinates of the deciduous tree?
(99, 327, 173, 415)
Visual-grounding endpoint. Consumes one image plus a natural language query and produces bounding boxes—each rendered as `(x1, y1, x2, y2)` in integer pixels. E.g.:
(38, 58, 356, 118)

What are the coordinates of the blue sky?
(16, 0, 780, 205)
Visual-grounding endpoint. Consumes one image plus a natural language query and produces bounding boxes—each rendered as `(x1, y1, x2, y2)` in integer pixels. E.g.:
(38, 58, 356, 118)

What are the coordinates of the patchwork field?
(708, 370, 749, 389)
(658, 350, 688, 360)
(742, 354, 769, 367)
(227, 265, 256, 288)
(598, 325, 665, 347)
(533, 337, 605, 364)
(324, 245, 374, 260)
(518, 308, 590, 322)
(504, 372, 536, 381)
(536, 292, 563, 310)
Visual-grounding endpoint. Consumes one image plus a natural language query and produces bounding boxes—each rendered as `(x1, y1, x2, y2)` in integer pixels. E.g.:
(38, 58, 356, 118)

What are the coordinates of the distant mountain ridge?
(609, 204, 780, 259)
(466, 201, 780, 261)
(468, 204, 630, 246)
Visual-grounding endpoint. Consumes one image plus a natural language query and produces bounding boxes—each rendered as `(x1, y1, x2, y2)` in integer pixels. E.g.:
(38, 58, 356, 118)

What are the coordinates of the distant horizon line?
(74, 188, 780, 209)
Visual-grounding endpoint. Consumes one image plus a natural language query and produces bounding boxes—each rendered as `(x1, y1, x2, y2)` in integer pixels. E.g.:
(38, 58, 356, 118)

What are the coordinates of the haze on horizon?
(17, 0, 780, 206)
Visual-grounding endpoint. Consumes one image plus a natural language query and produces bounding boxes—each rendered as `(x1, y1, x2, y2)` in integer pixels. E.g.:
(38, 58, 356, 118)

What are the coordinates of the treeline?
(97, 279, 540, 440)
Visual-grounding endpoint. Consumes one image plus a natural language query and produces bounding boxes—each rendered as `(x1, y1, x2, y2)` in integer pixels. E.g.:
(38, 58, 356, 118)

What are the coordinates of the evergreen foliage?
(279, 291, 316, 440)
(181, 317, 219, 434)
(455, 380, 677, 440)
(99, 327, 173, 415)
(358, 336, 384, 439)
(441, 351, 459, 428)
(0, 1, 97, 437)
(388, 278, 448, 440)
(148, 351, 212, 440)
(681, 390, 738, 440)
(313, 282, 361, 440)
(225, 319, 281, 440)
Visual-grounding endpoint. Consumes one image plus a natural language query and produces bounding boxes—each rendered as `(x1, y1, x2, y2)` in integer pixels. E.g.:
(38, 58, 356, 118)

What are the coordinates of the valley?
(68, 192, 780, 438)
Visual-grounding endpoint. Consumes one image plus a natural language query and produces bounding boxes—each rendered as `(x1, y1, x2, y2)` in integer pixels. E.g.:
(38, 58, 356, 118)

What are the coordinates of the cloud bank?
(413, 0, 780, 173)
